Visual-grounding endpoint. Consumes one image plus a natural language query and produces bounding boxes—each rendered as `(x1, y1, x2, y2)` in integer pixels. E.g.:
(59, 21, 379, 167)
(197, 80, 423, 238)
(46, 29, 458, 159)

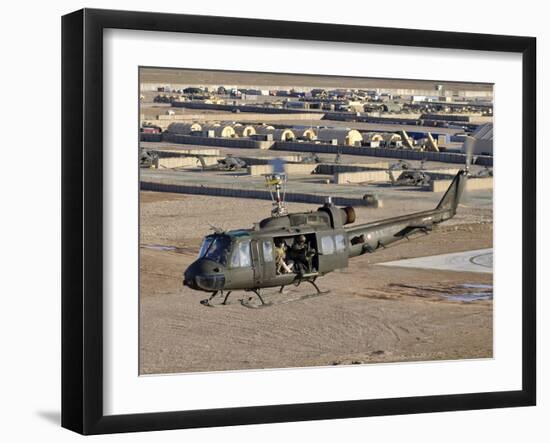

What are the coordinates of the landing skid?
(240, 287, 330, 309)
(241, 279, 330, 309)
(199, 279, 330, 309)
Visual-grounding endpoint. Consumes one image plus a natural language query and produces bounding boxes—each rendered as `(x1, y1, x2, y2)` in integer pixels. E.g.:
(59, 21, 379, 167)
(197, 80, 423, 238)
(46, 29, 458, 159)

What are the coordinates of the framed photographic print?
(62, 8, 536, 435)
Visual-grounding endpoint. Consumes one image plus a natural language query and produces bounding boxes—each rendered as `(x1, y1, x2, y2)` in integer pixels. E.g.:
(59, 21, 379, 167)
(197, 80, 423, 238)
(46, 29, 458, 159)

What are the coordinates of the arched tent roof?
(317, 128, 363, 146)
(364, 132, 383, 142)
(253, 125, 275, 135)
(233, 125, 256, 137)
(166, 122, 202, 134)
(202, 124, 236, 138)
(271, 129, 296, 141)
(382, 133, 402, 143)
(296, 128, 317, 140)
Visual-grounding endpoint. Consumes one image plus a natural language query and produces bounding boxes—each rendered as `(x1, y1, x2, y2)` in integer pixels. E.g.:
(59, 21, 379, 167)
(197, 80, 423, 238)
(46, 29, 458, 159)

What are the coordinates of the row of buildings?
(149, 122, 453, 151)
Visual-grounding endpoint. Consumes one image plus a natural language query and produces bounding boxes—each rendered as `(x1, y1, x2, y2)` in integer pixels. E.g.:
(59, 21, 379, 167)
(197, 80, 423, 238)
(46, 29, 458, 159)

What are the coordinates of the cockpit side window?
(230, 240, 252, 268)
(199, 235, 231, 265)
(198, 237, 214, 258)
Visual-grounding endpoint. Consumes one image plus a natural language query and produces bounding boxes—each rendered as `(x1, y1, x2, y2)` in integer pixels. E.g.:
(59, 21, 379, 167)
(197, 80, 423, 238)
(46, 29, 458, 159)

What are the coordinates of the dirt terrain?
(139, 192, 493, 375)
(140, 68, 493, 92)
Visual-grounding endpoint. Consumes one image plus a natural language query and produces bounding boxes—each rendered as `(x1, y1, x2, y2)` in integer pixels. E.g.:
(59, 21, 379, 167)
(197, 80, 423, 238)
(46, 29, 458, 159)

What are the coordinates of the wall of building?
(247, 163, 318, 176)
(334, 170, 389, 184)
(430, 177, 493, 192)
(140, 181, 380, 207)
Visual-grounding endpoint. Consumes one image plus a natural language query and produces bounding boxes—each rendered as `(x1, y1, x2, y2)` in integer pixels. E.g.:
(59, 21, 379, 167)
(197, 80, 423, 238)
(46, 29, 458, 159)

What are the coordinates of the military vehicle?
(183, 166, 468, 308)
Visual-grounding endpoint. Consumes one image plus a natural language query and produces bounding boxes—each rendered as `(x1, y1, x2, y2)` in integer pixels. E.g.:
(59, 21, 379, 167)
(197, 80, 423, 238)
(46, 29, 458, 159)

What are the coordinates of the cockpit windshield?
(198, 235, 231, 265)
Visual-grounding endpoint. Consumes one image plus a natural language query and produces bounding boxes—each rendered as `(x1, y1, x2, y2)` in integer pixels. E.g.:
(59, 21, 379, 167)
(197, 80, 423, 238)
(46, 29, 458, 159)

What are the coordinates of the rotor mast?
(265, 173, 288, 217)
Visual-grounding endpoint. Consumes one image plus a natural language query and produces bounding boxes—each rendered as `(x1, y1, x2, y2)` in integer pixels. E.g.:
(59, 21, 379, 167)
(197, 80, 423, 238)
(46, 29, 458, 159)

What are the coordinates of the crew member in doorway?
(289, 235, 315, 275)
(275, 239, 293, 274)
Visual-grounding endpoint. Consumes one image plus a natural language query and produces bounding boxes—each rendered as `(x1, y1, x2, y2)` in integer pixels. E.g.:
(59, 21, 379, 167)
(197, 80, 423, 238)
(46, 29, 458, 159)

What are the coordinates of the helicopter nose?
(183, 259, 226, 291)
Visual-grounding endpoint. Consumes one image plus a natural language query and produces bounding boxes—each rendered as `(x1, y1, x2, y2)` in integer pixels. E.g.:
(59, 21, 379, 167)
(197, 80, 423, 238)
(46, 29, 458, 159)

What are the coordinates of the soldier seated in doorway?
(289, 235, 316, 275)
(274, 239, 293, 274)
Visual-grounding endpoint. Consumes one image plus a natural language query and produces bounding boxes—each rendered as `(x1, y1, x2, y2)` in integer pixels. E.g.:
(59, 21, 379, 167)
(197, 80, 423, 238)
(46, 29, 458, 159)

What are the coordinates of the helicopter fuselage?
(183, 170, 467, 296)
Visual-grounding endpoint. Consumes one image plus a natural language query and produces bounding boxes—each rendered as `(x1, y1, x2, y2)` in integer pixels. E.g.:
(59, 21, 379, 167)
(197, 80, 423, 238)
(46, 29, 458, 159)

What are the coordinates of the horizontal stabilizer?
(396, 224, 433, 237)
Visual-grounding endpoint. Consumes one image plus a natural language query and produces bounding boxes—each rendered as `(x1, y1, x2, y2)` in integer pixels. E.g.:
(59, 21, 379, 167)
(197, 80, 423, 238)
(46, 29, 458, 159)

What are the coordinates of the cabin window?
(230, 240, 252, 268)
(321, 235, 335, 255)
(262, 240, 274, 262)
(290, 214, 307, 226)
(335, 234, 346, 252)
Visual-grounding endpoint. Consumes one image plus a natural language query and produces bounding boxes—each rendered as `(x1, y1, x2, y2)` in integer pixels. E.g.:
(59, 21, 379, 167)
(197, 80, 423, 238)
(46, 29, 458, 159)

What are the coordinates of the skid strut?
(200, 290, 233, 307)
(200, 291, 218, 306)
(307, 279, 323, 294)
(251, 289, 266, 305)
(222, 291, 232, 304)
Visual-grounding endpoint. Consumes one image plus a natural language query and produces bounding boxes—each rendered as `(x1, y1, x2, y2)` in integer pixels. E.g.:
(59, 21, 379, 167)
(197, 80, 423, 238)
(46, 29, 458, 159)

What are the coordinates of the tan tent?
(253, 125, 275, 135)
(296, 128, 317, 140)
(317, 128, 363, 146)
(166, 122, 202, 134)
(271, 129, 296, 141)
(364, 132, 383, 142)
(382, 133, 403, 147)
(202, 124, 236, 138)
(233, 125, 256, 137)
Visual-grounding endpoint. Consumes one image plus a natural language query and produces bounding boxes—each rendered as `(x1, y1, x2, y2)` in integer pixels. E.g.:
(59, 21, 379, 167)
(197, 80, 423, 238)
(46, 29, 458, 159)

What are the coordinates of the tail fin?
(436, 170, 467, 213)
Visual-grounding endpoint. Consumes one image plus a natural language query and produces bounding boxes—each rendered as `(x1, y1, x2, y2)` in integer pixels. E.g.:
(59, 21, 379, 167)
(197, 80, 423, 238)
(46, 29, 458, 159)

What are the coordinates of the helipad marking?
(378, 248, 493, 274)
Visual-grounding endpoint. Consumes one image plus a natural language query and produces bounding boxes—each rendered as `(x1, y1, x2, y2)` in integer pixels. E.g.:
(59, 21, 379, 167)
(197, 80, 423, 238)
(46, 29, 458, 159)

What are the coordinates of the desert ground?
(139, 191, 493, 375)
(141, 68, 493, 92)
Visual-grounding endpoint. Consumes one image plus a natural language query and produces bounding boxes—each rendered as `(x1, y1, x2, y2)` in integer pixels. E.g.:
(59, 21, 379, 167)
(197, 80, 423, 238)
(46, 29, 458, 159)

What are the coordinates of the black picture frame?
(62, 8, 537, 435)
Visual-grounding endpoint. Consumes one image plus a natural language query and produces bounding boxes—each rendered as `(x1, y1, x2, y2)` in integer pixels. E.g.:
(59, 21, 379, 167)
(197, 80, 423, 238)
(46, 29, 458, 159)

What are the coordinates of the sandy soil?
(140, 68, 493, 92)
(139, 192, 493, 374)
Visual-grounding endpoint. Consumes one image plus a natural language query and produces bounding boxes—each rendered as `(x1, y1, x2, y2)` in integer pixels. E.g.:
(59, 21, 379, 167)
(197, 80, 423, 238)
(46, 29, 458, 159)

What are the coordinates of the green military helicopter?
(183, 153, 471, 308)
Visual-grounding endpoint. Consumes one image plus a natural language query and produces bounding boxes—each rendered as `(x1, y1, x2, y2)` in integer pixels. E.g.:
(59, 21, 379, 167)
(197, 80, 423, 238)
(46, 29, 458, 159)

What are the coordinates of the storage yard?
(139, 68, 494, 374)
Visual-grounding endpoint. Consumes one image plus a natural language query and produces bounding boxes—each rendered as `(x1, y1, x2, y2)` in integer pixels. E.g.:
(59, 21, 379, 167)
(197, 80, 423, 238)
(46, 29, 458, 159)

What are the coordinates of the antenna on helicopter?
(207, 222, 224, 234)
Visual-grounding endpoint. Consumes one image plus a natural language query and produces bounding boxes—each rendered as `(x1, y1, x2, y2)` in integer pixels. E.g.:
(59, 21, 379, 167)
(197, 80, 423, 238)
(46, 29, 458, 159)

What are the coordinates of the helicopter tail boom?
(345, 170, 467, 258)
(436, 169, 468, 215)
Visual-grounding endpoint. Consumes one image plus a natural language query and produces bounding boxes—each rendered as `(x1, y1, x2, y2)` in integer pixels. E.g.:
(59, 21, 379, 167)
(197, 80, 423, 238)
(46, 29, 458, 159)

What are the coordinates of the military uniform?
(289, 236, 315, 275)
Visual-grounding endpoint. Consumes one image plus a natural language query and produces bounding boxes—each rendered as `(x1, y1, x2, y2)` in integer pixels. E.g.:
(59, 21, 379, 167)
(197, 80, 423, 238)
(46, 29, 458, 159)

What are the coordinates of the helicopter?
(183, 158, 469, 308)
(299, 149, 343, 165)
(299, 152, 323, 164)
(196, 154, 247, 171)
(139, 149, 159, 169)
(386, 159, 432, 187)
(471, 165, 493, 178)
